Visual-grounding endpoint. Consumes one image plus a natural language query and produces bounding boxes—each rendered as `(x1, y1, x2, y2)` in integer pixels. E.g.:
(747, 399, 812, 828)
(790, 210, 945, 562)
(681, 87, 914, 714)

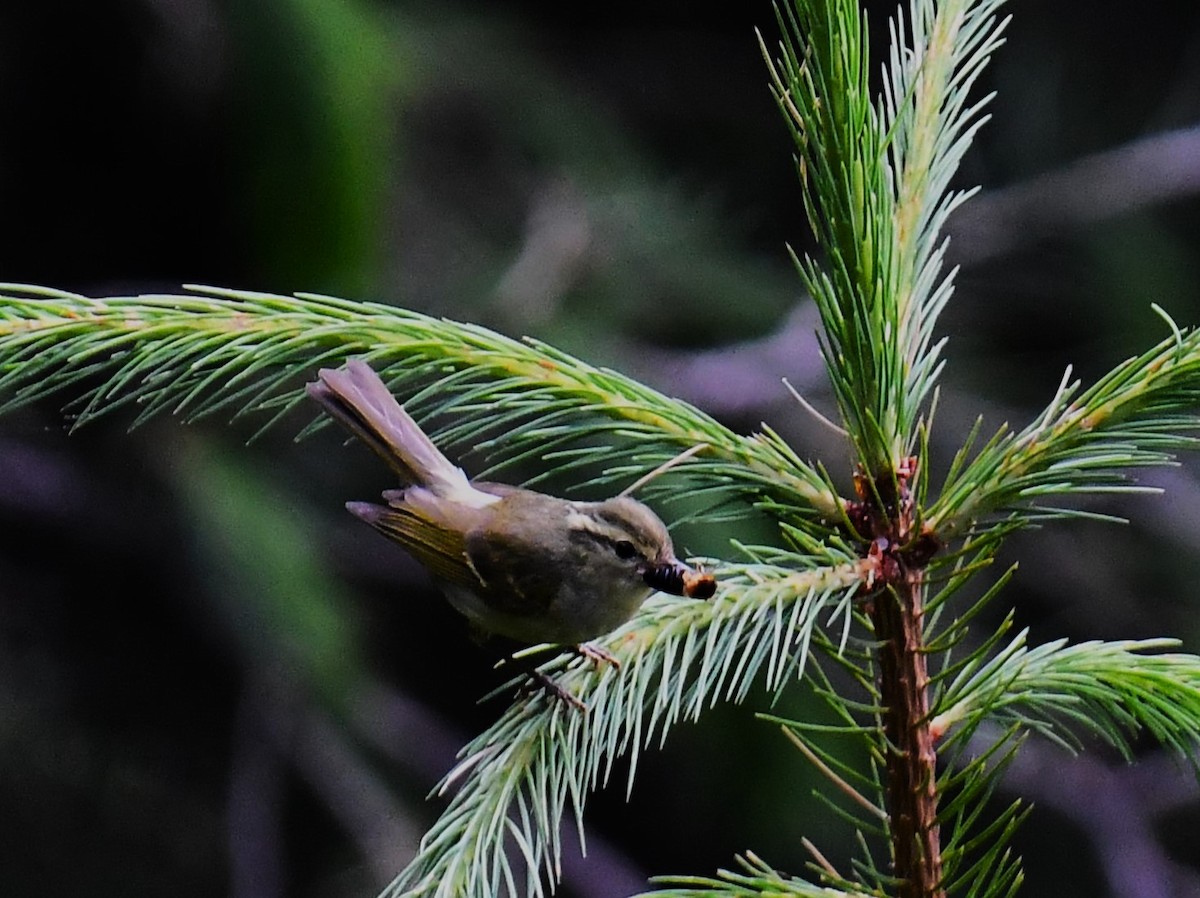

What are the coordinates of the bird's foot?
(522, 668, 587, 711)
(574, 641, 620, 668)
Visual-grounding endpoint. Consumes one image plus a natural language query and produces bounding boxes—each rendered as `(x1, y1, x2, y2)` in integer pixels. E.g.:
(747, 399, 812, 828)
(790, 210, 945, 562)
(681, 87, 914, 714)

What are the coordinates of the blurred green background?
(1, 1, 1199, 896)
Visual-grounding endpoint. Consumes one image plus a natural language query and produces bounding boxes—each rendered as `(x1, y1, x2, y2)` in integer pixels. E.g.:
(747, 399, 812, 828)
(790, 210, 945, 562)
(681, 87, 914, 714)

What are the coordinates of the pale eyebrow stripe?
(566, 510, 648, 552)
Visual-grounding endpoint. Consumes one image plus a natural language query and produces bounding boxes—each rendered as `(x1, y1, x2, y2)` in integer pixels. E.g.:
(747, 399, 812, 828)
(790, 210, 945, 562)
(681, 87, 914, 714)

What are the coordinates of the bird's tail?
(307, 360, 483, 504)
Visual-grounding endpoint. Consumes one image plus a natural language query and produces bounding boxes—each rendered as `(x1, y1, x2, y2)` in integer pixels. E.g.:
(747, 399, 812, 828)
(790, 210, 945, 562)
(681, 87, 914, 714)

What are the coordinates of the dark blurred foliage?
(1, 1, 1199, 897)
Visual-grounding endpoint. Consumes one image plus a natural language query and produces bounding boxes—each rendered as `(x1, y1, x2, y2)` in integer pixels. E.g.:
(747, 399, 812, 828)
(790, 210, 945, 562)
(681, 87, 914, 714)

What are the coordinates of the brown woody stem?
(871, 571, 943, 898)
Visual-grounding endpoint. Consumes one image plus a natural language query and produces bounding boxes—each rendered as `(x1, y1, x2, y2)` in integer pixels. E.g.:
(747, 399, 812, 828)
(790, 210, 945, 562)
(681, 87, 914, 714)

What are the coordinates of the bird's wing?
(462, 524, 561, 616)
(353, 484, 559, 618)
(347, 500, 483, 591)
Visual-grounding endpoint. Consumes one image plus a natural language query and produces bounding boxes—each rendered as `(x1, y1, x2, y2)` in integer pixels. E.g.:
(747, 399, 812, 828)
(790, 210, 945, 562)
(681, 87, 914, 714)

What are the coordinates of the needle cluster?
(3, 0, 1200, 896)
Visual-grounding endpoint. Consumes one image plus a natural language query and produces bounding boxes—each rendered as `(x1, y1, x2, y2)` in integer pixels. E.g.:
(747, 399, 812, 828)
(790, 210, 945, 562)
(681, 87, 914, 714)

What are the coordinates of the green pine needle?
(4, 0, 1200, 892)
(0, 284, 839, 528)
(383, 559, 865, 898)
(929, 323, 1200, 535)
(763, 0, 1008, 472)
(646, 850, 879, 897)
(932, 632, 1200, 764)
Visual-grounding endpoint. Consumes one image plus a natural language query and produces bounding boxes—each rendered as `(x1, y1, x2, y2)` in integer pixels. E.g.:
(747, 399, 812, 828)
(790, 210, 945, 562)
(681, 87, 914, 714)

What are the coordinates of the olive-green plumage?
(307, 360, 715, 646)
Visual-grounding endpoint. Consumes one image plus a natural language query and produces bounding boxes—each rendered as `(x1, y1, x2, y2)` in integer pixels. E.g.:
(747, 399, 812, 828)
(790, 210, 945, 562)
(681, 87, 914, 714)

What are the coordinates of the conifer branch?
(764, 0, 1007, 471)
(0, 284, 839, 525)
(931, 633, 1200, 762)
(928, 324, 1200, 536)
(385, 559, 867, 898)
(2, 0, 1198, 894)
(764, 0, 1017, 894)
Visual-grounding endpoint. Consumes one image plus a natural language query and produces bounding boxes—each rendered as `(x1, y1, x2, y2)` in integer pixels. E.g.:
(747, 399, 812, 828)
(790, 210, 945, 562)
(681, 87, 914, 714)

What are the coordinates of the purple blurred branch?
(625, 124, 1200, 417)
(953, 124, 1200, 265)
(998, 737, 1200, 898)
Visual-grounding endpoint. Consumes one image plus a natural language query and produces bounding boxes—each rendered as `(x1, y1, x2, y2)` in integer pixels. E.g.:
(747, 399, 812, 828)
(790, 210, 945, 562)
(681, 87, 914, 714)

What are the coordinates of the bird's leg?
(519, 641, 623, 709)
(490, 642, 587, 710)
(514, 642, 621, 709)
(575, 641, 621, 669)
(522, 666, 587, 711)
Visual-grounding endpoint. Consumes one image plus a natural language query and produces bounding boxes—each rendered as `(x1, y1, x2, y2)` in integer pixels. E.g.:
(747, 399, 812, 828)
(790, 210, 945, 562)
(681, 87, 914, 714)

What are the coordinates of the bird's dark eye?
(613, 539, 637, 559)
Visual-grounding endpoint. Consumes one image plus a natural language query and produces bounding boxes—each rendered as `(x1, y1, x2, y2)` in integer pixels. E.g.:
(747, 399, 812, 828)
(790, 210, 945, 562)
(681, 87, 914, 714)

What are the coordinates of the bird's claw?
(575, 641, 621, 669)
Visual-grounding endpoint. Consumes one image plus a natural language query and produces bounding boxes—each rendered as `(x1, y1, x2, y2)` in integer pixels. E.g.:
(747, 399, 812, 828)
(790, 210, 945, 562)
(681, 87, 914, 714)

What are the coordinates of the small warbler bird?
(307, 360, 716, 648)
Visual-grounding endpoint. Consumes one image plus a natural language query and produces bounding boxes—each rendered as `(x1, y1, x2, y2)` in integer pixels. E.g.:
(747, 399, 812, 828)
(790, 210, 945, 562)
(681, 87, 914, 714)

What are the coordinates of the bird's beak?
(643, 559, 717, 599)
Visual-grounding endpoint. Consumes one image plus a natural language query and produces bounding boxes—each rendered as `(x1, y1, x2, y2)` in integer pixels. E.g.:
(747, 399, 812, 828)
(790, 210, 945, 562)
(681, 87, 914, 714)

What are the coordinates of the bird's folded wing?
(346, 500, 482, 591)
(462, 526, 559, 616)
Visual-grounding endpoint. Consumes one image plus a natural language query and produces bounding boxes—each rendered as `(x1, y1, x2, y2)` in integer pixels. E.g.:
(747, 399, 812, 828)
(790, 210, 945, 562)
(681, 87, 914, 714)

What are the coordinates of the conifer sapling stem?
(856, 457, 944, 897)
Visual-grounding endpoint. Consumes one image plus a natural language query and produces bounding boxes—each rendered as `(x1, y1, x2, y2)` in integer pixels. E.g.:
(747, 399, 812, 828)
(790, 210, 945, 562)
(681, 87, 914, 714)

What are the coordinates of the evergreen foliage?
(2, 0, 1200, 896)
